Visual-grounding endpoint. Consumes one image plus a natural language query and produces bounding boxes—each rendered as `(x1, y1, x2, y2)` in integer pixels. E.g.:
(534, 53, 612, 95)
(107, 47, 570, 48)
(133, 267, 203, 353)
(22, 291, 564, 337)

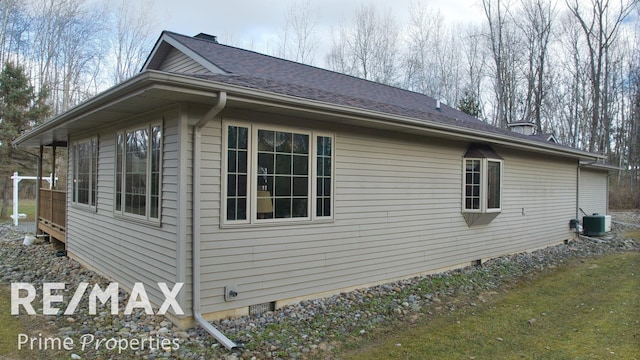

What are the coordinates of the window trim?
(71, 136, 98, 210)
(221, 121, 335, 226)
(114, 122, 163, 224)
(462, 157, 503, 214)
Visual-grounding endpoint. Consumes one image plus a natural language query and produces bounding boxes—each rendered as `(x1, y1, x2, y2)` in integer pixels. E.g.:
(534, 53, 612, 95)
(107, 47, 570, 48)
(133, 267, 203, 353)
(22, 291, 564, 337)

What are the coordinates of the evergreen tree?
(457, 90, 482, 119)
(0, 62, 49, 218)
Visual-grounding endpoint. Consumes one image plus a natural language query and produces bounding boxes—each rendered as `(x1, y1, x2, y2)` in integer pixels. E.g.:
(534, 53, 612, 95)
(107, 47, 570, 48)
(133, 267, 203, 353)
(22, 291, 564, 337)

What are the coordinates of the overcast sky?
(151, 0, 486, 64)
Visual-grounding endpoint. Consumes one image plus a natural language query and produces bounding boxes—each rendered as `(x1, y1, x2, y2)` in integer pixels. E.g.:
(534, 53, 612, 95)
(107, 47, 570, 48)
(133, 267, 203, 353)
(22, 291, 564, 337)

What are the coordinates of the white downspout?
(192, 91, 238, 350)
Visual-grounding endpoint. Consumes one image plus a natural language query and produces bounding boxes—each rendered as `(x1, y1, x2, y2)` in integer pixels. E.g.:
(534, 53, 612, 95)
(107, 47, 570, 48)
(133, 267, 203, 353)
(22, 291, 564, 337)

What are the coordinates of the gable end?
(158, 47, 212, 75)
(143, 34, 227, 75)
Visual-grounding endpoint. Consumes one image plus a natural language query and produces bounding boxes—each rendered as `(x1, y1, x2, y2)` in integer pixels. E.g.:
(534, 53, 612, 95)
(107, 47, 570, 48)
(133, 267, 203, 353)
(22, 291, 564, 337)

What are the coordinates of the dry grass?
(341, 252, 640, 360)
(0, 286, 65, 359)
(0, 199, 37, 223)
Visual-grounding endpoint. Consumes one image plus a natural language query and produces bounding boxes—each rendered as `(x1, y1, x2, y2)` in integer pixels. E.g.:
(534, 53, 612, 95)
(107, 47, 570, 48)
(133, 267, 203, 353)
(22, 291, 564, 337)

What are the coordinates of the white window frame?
(221, 121, 335, 226)
(114, 122, 162, 223)
(462, 157, 503, 213)
(71, 137, 98, 210)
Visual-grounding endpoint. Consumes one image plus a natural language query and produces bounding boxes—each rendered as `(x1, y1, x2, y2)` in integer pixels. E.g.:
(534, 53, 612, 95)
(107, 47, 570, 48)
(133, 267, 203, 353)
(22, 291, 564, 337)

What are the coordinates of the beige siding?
(66, 109, 182, 309)
(196, 118, 577, 314)
(158, 48, 211, 74)
(579, 168, 608, 215)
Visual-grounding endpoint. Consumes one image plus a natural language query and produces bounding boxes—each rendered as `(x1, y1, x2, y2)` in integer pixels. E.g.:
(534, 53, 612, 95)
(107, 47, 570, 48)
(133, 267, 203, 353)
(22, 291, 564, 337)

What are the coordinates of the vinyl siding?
(579, 168, 608, 215)
(196, 118, 577, 314)
(158, 48, 211, 74)
(66, 109, 182, 310)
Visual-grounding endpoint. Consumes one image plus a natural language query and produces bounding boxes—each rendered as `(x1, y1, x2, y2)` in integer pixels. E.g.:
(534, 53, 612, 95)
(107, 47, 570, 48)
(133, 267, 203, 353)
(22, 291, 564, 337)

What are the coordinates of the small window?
(72, 138, 98, 208)
(462, 145, 503, 213)
(115, 123, 162, 222)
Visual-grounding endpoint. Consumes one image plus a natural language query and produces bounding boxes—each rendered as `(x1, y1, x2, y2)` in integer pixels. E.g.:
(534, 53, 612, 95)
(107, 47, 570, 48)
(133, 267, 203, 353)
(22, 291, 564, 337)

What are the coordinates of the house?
(14, 31, 611, 348)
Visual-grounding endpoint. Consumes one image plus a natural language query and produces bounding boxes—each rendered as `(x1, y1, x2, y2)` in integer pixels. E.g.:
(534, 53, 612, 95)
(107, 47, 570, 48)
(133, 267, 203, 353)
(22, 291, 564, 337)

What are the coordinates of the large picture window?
(72, 138, 98, 208)
(115, 123, 162, 221)
(223, 122, 334, 224)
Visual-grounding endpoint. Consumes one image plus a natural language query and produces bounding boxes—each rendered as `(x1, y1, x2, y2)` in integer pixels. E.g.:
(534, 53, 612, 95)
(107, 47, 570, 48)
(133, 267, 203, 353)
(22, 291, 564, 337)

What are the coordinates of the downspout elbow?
(192, 91, 239, 350)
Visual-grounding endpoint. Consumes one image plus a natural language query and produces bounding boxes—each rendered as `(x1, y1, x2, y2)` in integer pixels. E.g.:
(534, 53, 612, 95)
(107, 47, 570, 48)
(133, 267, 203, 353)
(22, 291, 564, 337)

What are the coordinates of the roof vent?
(436, 99, 441, 110)
(195, 33, 218, 43)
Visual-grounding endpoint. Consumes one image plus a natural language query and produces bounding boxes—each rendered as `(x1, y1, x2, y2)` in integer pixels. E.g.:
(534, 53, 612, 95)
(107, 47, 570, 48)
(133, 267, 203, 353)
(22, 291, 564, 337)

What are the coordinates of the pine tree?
(0, 62, 50, 218)
(457, 90, 482, 119)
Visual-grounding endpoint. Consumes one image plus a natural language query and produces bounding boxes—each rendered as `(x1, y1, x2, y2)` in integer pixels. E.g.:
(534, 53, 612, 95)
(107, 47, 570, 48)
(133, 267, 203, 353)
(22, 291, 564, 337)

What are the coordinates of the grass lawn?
(0, 199, 36, 223)
(0, 285, 66, 360)
(0, 285, 24, 358)
(341, 252, 640, 359)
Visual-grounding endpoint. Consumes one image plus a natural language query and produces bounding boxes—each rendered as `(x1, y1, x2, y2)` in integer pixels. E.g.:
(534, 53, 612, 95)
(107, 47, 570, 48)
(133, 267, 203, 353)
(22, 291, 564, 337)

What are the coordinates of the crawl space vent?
(249, 302, 275, 316)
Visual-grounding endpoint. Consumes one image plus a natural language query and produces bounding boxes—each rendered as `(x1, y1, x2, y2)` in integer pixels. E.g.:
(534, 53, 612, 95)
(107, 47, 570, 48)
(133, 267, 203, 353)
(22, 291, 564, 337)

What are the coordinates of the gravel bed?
(1, 215, 639, 360)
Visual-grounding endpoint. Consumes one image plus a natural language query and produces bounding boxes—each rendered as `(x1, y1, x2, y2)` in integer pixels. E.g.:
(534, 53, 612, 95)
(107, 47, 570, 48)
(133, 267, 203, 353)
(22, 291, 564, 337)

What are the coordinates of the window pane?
(464, 159, 481, 210)
(275, 176, 292, 196)
(292, 198, 308, 217)
(115, 134, 123, 211)
(227, 150, 237, 172)
(75, 142, 91, 205)
(293, 155, 308, 175)
(293, 134, 309, 154)
(487, 161, 501, 209)
(151, 126, 161, 219)
(257, 129, 310, 220)
(226, 126, 248, 221)
(274, 198, 291, 218)
(275, 154, 292, 174)
(91, 139, 98, 206)
(125, 129, 148, 216)
(258, 153, 274, 174)
(258, 130, 274, 151)
(293, 177, 308, 196)
(72, 145, 77, 203)
(316, 136, 333, 217)
(226, 198, 236, 221)
(276, 131, 292, 152)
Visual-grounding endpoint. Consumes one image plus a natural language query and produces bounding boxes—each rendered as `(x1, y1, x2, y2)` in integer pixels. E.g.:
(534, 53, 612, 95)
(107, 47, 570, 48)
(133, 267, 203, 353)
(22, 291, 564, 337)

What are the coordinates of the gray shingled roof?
(161, 31, 551, 145)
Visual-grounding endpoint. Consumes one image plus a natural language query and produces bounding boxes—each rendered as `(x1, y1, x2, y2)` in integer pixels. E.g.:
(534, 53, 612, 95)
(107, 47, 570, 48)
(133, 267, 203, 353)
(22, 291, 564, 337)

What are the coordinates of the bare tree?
(402, 3, 444, 96)
(277, 0, 317, 65)
(110, 0, 156, 84)
(565, 0, 636, 153)
(326, 4, 399, 85)
(516, 0, 555, 133)
(459, 24, 487, 114)
(482, 0, 523, 128)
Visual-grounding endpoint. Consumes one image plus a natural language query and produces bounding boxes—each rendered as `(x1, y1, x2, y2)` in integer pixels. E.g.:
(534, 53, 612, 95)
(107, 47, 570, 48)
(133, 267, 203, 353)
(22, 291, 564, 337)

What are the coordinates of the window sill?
(220, 217, 335, 229)
(462, 212, 500, 227)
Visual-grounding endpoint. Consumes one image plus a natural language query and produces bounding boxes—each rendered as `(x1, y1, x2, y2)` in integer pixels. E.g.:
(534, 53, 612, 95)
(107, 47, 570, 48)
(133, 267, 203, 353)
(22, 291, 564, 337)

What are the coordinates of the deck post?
(51, 144, 56, 189)
(36, 145, 43, 233)
(12, 172, 18, 226)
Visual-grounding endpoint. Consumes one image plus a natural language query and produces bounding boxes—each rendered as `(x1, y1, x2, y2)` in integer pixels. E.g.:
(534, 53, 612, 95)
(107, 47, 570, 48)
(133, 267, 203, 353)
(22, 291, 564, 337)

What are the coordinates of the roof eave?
(13, 71, 226, 147)
(15, 71, 604, 162)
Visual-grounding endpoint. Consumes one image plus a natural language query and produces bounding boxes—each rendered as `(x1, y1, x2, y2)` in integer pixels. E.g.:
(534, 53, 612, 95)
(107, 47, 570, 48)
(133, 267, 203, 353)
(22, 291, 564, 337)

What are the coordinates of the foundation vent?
(249, 302, 275, 316)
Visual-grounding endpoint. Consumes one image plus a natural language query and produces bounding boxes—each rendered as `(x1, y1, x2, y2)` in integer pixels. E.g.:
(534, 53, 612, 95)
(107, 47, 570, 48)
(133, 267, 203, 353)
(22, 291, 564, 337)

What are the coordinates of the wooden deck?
(38, 188, 66, 243)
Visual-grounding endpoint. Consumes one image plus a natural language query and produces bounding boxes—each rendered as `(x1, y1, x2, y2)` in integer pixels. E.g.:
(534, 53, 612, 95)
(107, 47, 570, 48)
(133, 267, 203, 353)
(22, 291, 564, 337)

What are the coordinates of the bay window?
(463, 144, 503, 213)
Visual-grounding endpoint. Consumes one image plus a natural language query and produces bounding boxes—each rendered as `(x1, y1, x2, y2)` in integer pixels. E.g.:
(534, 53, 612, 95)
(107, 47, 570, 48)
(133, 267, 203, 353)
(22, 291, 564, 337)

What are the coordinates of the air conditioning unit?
(583, 214, 605, 236)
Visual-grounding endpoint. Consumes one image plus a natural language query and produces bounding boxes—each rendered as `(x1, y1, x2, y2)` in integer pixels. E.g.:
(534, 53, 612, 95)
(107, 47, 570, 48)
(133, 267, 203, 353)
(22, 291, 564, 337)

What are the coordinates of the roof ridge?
(162, 31, 468, 116)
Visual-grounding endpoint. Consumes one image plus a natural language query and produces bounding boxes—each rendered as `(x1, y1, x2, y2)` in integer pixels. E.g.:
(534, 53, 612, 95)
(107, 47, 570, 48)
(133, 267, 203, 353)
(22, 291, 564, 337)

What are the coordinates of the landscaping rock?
(1, 215, 638, 359)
